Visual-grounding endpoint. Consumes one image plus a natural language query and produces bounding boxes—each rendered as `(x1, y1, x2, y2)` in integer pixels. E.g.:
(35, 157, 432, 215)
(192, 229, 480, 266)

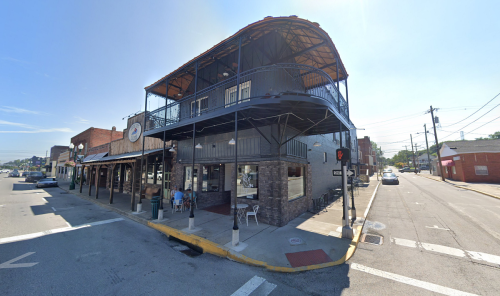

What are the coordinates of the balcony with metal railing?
(144, 64, 351, 140)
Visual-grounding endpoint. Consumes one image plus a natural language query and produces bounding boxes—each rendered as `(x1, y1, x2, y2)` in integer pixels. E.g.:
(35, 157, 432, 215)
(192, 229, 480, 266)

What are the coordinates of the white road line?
(42, 198, 47, 202)
(391, 237, 500, 265)
(0, 252, 38, 269)
(0, 218, 124, 245)
(364, 182, 381, 217)
(425, 225, 450, 231)
(231, 275, 276, 296)
(51, 207, 56, 212)
(351, 263, 478, 296)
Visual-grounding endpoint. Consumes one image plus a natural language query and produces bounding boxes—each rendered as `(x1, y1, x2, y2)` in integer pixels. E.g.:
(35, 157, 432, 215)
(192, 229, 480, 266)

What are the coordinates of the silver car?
(36, 178, 58, 188)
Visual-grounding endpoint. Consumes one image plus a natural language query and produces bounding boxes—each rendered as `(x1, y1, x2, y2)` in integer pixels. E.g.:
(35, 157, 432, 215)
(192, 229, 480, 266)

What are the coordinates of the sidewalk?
(418, 172, 500, 200)
(57, 177, 380, 272)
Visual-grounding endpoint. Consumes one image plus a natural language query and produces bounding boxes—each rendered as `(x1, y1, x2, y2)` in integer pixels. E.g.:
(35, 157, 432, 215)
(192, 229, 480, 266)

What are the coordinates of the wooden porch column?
(119, 164, 125, 193)
(131, 162, 136, 211)
(95, 165, 101, 199)
(109, 164, 115, 204)
(88, 166, 93, 196)
(79, 165, 84, 193)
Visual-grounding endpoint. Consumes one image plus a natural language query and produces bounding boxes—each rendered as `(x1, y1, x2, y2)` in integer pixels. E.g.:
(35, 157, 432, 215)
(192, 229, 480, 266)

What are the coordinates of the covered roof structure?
(145, 16, 349, 100)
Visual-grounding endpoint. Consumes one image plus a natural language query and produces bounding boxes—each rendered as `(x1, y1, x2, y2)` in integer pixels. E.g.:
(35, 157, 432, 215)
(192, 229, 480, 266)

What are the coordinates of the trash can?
(151, 196, 160, 219)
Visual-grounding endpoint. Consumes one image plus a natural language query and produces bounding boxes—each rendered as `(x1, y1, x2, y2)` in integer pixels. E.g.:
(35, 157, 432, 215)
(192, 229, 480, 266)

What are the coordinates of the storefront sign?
(128, 123, 142, 143)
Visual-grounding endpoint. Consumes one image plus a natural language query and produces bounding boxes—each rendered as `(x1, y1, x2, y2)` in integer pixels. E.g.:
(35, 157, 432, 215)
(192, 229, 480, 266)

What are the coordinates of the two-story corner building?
(141, 16, 357, 227)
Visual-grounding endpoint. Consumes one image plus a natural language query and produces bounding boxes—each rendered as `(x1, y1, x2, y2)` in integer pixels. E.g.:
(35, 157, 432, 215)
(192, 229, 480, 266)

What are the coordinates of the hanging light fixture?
(195, 143, 202, 149)
(228, 138, 235, 145)
(223, 72, 229, 77)
(169, 145, 176, 152)
(313, 141, 321, 147)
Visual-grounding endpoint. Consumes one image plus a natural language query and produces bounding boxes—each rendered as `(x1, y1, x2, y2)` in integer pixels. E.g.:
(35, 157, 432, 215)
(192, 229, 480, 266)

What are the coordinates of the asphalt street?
(2, 172, 499, 295)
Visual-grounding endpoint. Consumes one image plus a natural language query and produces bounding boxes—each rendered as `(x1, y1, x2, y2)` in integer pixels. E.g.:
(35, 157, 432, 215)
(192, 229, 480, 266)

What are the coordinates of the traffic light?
(336, 148, 350, 162)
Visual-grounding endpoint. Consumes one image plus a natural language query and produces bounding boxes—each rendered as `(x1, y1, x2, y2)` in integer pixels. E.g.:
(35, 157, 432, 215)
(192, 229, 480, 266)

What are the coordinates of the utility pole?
(410, 134, 416, 171)
(414, 143, 419, 168)
(404, 145, 409, 167)
(430, 106, 445, 181)
(379, 147, 382, 175)
(424, 124, 432, 174)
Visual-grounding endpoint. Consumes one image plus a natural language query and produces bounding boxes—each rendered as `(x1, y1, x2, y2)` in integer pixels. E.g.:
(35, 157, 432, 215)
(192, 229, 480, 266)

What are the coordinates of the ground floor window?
(452, 166, 456, 175)
(288, 166, 305, 200)
(184, 166, 198, 191)
(474, 165, 488, 175)
(202, 165, 220, 192)
(237, 165, 258, 199)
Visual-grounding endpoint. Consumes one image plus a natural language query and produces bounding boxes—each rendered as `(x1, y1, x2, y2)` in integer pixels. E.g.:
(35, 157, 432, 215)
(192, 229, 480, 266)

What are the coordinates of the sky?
(1, 0, 499, 162)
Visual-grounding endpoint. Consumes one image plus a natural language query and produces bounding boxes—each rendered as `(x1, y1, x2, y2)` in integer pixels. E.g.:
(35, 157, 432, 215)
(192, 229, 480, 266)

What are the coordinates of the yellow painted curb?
(417, 175, 500, 200)
(148, 221, 363, 273)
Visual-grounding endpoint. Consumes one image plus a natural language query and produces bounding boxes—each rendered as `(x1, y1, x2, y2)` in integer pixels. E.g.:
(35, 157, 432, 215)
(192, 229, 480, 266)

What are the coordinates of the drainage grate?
(361, 234, 383, 245)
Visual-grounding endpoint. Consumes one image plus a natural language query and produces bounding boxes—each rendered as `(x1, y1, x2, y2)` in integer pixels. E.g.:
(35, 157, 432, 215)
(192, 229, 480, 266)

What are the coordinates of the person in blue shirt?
(173, 187, 184, 211)
(184, 188, 196, 210)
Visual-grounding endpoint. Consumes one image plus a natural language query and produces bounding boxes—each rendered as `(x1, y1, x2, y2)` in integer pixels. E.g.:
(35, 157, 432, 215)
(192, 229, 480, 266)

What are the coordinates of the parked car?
(25, 171, 44, 183)
(9, 170, 20, 177)
(22, 171, 29, 177)
(1, 169, 11, 174)
(383, 169, 392, 173)
(420, 165, 429, 170)
(399, 167, 420, 173)
(382, 173, 399, 185)
(36, 178, 58, 188)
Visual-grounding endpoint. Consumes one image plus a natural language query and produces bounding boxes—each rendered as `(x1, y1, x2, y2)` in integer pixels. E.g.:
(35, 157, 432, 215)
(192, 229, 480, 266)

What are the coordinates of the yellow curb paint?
(148, 221, 364, 273)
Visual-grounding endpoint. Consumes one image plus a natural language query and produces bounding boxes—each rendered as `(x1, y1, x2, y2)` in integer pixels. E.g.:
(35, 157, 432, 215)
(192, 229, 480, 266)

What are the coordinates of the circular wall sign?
(128, 122, 142, 143)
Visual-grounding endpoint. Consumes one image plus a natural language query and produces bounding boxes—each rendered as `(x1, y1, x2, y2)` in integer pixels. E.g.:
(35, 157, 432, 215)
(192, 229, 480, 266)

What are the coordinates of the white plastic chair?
(172, 199, 183, 213)
(246, 205, 259, 226)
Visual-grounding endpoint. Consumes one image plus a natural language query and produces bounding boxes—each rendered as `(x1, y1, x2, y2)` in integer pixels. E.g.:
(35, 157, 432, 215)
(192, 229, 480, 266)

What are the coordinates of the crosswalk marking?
(231, 275, 276, 296)
(0, 218, 124, 244)
(391, 237, 500, 265)
(351, 263, 478, 296)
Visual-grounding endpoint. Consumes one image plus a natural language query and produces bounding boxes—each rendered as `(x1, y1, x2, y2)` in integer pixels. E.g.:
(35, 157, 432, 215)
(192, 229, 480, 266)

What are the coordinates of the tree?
(475, 131, 500, 140)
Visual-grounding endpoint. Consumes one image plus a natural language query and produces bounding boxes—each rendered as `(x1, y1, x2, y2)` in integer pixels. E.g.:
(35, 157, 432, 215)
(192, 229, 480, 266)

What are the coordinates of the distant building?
(434, 139, 500, 183)
(358, 136, 377, 175)
(417, 153, 436, 167)
(47, 145, 68, 177)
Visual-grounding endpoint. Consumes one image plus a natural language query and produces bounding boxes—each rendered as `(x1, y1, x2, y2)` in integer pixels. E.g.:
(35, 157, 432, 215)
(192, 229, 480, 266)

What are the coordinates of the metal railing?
(286, 138, 307, 158)
(145, 64, 349, 132)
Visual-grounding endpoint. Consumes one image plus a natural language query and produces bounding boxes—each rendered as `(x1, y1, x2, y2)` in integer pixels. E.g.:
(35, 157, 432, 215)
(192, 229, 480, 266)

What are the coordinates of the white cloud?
(0, 120, 33, 128)
(1, 56, 29, 64)
(74, 116, 90, 124)
(0, 106, 40, 114)
(0, 128, 73, 134)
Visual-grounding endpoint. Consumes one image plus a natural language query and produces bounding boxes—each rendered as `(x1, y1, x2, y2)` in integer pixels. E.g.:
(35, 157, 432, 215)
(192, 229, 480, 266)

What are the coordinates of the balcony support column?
(138, 91, 148, 210)
(345, 78, 349, 120)
(232, 111, 239, 245)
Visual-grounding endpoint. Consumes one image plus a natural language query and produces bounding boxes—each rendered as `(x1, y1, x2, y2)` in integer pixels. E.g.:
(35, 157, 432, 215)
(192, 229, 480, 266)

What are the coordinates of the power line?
(441, 102, 500, 140)
(459, 115, 500, 138)
(441, 92, 500, 128)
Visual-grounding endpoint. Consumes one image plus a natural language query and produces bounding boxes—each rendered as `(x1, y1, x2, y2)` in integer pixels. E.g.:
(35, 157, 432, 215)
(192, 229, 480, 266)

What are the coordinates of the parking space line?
(351, 263, 478, 296)
(0, 218, 124, 244)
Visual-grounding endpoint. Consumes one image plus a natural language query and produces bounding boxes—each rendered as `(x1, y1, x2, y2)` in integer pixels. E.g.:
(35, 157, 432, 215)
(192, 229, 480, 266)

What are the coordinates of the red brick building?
(439, 139, 500, 183)
(358, 136, 377, 175)
(70, 127, 123, 158)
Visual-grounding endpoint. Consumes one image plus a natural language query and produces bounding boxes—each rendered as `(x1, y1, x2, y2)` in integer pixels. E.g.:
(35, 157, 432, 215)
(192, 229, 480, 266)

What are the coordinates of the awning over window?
(82, 152, 108, 163)
(441, 160, 455, 167)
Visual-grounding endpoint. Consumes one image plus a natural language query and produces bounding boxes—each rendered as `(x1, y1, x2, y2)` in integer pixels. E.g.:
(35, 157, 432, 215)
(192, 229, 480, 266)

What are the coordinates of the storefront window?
(184, 166, 198, 191)
(202, 165, 220, 192)
(237, 165, 258, 199)
(147, 162, 154, 184)
(288, 166, 305, 200)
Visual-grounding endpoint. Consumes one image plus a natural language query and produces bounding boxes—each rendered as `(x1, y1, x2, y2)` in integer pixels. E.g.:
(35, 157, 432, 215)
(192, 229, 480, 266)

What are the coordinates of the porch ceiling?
(146, 16, 348, 100)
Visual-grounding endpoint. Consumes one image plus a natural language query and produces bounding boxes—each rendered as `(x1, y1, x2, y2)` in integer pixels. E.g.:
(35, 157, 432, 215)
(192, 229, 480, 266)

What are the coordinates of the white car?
(1, 169, 11, 174)
(383, 169, 392, 173)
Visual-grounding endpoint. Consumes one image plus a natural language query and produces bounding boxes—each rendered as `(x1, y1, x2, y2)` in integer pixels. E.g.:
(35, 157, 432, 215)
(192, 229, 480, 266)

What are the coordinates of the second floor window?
(191, 96, 208, 117)
(225, 81, 251, 107)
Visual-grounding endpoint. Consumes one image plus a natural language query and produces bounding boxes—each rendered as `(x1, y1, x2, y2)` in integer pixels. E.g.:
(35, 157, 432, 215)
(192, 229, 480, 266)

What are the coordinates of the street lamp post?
(69, 143, 84, 190)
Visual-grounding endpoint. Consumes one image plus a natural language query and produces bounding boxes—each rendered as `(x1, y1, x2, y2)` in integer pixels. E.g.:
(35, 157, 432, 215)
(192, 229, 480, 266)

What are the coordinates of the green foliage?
(395, 162, 405, 168)
(475, 131, 500, 140)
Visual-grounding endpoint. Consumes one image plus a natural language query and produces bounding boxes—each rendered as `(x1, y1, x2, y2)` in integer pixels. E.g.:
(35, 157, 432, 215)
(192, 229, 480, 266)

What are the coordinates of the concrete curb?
(417, 175, 500, 201)
(59, 185, 367, 273)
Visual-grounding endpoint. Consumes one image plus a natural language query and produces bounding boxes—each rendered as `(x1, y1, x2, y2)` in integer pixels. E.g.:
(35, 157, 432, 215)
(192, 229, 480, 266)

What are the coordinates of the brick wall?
(442, 153, 500, 183)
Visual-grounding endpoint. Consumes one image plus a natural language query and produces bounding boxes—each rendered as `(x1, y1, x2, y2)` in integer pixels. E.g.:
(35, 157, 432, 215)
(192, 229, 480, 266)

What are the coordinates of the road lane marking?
(351, 263, 478, 296)
(364, 182, 381, 217)
(231, 275, 276, 296)
(391, 237, 500, 265)
(51, 207, 56, 212)
(425, 225, 450, 231)
(0, 218, 124, 245)
(0, 252, 38, 269)
(42, 198, 47, 202)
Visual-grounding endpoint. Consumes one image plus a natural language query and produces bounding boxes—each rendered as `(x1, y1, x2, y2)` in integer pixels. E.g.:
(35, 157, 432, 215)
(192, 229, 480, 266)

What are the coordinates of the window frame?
(237, 164, 258, 200)
(183, 166, 198, 191)
(225, 80, 251, 107)
(474, 165, 488, 175)
(190, 96, 208, 117)
(288, 166, 306, 201)
(202, 165, 220, 192)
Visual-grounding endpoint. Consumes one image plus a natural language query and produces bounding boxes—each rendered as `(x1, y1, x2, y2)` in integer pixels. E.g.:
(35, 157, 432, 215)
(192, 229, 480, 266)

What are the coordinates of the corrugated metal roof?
(145, 16, 348, 98)
(84, 148, 163, 163)
(82, 152, 108, 163)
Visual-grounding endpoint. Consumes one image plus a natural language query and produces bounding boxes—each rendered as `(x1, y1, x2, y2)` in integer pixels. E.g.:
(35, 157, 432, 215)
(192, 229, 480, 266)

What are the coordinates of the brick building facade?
(438, 140, 500, 183)
(358, 136, 377, 175)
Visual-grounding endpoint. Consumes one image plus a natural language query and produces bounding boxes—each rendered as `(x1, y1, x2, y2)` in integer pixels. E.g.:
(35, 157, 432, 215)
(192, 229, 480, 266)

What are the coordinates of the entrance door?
(164, 172, 171, 199)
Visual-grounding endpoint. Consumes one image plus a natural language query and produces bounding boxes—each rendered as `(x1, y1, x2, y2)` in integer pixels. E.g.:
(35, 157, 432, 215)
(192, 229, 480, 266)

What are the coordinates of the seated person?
(173, 187, 184, 211)
(184, 188, 196, 210)
(170, 185, 178, 209)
